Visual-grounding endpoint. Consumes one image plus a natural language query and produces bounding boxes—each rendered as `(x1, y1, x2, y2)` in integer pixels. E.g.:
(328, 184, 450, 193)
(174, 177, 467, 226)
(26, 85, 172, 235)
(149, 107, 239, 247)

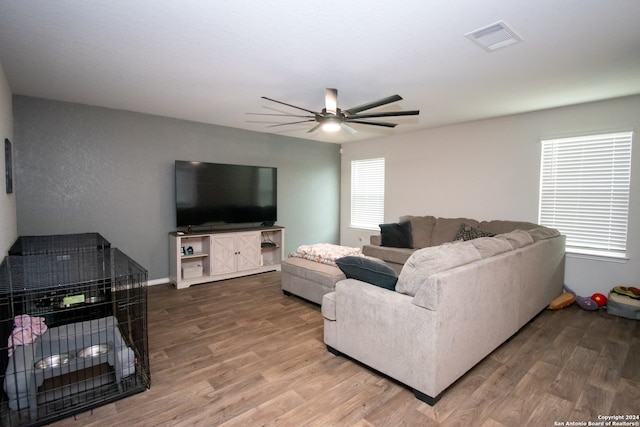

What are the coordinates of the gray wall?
(0, 60, 16, 255)
(13, 96, 341, 281)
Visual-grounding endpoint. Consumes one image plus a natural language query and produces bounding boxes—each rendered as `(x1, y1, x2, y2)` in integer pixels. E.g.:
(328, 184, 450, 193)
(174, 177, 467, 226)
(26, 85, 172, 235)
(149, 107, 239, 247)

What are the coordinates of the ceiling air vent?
(465, 21, 522, 52)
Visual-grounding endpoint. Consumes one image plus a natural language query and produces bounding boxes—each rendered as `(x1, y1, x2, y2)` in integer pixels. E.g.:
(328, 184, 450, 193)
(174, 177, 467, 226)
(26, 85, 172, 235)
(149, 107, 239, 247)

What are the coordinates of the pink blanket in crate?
(7, 314, 48, 357)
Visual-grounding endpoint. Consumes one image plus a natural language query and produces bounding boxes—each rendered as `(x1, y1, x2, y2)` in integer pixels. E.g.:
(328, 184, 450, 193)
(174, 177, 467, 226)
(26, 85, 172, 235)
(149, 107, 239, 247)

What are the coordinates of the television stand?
(168, 226, 284, 289)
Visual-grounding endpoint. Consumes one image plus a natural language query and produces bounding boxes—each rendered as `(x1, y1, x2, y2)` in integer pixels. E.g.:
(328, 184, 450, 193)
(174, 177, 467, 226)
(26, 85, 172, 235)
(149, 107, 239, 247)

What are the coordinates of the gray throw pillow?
(379, 221, 413, 248)
(335, 256, 398, 290)
(455, 223, 495, 241)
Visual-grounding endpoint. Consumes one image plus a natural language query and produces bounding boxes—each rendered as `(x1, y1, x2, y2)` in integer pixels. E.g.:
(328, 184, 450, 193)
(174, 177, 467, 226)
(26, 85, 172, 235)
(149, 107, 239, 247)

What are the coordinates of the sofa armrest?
(370, 234, 381, 245)
(331, 279, 440, 397)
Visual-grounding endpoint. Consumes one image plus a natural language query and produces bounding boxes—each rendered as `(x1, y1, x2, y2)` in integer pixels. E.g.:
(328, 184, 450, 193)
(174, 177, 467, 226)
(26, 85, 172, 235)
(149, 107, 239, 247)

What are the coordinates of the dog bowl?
(77, 344, 110, 358)
(35, 353, 71, 369)
(84, 295, 105, 304)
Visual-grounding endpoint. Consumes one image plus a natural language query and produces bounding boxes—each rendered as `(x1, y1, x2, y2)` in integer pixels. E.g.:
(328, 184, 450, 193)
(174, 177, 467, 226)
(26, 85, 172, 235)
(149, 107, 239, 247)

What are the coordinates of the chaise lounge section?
(281, 257, 345, 305)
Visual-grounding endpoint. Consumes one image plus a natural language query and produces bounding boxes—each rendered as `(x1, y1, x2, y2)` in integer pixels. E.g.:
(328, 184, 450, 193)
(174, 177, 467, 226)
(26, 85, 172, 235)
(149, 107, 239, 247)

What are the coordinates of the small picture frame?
(5, 138, 12, 194)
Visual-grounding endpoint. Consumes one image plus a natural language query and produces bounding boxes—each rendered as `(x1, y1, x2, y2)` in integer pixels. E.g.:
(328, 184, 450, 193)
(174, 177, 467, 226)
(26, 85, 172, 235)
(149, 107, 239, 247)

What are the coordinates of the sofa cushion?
(527, 226, 560, 241)
(431, 217, 480, 246)
(469, 236, 514, 258)
(495, 230, 534, 249)
(379, 221, 413, 248)
(454, 223, 496, 241)
(399, 215, 437, 248)
(396, 241, 482, 296)
(335, 256, 398, 290)
(478, 220, 539, 235)
(281, 257, 345, 287)
(362, 244, 415, 266)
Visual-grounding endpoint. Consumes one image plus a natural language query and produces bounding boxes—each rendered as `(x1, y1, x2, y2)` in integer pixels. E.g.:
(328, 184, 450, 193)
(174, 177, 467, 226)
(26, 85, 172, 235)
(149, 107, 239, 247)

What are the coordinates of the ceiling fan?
(248, 88, 420, 133)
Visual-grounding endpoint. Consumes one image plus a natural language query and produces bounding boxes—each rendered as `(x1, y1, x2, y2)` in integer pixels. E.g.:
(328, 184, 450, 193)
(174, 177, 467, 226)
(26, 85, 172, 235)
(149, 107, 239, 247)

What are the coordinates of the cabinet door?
(210, 235, 236, 275)
(235, 232, 261, 272)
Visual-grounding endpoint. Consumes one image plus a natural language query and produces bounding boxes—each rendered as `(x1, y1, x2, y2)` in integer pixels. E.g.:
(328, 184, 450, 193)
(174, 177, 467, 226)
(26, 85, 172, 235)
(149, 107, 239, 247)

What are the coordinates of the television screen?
(175, 161, 277, 227)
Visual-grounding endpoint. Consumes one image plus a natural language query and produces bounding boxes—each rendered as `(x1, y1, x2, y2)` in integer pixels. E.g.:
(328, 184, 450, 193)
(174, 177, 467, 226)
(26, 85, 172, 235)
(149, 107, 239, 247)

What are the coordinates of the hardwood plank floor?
(51, 272, 640, 426)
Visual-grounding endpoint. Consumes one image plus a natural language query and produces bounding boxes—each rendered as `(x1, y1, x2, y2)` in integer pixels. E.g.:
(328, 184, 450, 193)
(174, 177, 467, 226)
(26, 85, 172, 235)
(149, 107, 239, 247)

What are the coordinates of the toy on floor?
(590, 293, 608, 307)
(548, 291, 575, 310)
(553, 285, 607, 311)
(575, 292, 611, 311)
(576, 295, 599, 310)
(561, 285, 640, 315)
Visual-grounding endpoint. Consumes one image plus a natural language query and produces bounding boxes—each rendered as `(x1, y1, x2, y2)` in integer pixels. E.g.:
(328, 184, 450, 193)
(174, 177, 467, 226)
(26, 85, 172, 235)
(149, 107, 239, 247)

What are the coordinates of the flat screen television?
(175, 160, 277, 228)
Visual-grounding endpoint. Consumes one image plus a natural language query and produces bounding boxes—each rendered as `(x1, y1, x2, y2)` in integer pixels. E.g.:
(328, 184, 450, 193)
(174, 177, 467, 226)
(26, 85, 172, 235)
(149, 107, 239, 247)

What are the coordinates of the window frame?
(350, 157, 385, 230)
(538, 130, 633, 259)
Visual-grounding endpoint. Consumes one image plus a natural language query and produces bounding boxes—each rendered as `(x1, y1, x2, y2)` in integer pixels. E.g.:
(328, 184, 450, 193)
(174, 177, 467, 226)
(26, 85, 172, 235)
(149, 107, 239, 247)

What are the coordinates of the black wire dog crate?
(0, 235, 150, 426)
(7, 233, 112, 257)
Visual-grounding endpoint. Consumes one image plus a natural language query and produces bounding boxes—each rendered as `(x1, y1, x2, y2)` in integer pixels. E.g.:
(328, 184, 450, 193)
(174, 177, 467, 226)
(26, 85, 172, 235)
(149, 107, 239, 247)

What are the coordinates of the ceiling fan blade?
(342, 123, 358, 134)
(307, 123, 322, 133)
(347, 119, 398, 128)
(267, 119, 316, 128)
(261, 96, 319, 115)
(246, 112, 315, 118)
(325, 88, 338, 115)
(344, 94, 403, 115)
(347, 110, 420, 119)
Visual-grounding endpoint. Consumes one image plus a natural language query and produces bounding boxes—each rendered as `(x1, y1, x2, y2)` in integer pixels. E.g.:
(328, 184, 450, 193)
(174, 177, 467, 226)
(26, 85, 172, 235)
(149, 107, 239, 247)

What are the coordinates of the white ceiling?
(1, 0, 639, 143)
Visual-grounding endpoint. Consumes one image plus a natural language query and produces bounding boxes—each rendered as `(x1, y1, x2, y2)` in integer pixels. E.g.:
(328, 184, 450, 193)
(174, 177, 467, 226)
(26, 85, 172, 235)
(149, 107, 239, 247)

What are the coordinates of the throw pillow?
(379, 221, 413, 248)
(469, 236, 513, 258)
(396, 242, 482, 297)
(431, 217, 479, 246)
(399, 215, 436, 248)
(527, 226, 560, 241)
(335, 256, 398, 290)
(495, 230, 534, 248)
(454, 223, 496, 241)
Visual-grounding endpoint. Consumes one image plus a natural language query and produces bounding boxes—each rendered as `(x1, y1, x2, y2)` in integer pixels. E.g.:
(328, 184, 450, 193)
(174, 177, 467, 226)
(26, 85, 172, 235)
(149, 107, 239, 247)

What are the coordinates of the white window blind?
(351, 158, 385, 229)
(539, 131, 633, 258)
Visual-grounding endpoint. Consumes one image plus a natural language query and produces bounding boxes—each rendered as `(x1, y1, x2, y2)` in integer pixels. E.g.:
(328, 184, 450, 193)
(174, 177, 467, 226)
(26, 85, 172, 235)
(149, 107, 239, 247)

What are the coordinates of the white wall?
(0, 58, 16, 255)
(341, 95, 640, 297)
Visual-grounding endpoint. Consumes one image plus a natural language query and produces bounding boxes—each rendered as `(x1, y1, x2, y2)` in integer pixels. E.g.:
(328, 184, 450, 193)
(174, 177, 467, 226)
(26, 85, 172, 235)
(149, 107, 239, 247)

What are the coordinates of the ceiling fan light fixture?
(321, 119, 341, 132)
(253, 88, 419, 134)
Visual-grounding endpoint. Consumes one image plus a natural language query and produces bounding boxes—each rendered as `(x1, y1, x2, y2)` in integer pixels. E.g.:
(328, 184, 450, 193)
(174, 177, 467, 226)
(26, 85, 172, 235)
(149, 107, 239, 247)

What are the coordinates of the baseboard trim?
(148, 277, 170, 287)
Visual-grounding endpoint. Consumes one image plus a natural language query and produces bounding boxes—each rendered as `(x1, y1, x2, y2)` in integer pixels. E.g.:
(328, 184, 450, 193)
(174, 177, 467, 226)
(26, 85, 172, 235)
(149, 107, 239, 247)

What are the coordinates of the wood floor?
(51, 272, 639, 427)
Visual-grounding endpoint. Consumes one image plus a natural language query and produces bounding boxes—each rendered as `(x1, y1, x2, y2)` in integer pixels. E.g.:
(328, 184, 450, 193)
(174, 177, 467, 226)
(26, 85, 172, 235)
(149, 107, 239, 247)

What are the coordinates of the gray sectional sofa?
(323, 216, 566, 404)
(363, 215, 541, 273)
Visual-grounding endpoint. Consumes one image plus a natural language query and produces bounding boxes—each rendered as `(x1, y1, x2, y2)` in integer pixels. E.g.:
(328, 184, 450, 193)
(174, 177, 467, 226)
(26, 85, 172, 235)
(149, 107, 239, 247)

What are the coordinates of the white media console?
(169, 226, 284, 289)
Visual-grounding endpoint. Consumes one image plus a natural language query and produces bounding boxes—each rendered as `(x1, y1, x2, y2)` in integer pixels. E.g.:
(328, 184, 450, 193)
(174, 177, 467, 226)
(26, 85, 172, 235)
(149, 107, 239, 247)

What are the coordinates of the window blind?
(539, 131, 633, 258)
(351, 158, 385, 229)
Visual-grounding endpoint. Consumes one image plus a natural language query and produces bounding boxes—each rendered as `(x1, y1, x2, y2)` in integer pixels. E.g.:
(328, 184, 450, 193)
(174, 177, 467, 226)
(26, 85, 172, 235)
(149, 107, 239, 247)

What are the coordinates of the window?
(539, 131, 633, 258)
(351, 158, 385, 229)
